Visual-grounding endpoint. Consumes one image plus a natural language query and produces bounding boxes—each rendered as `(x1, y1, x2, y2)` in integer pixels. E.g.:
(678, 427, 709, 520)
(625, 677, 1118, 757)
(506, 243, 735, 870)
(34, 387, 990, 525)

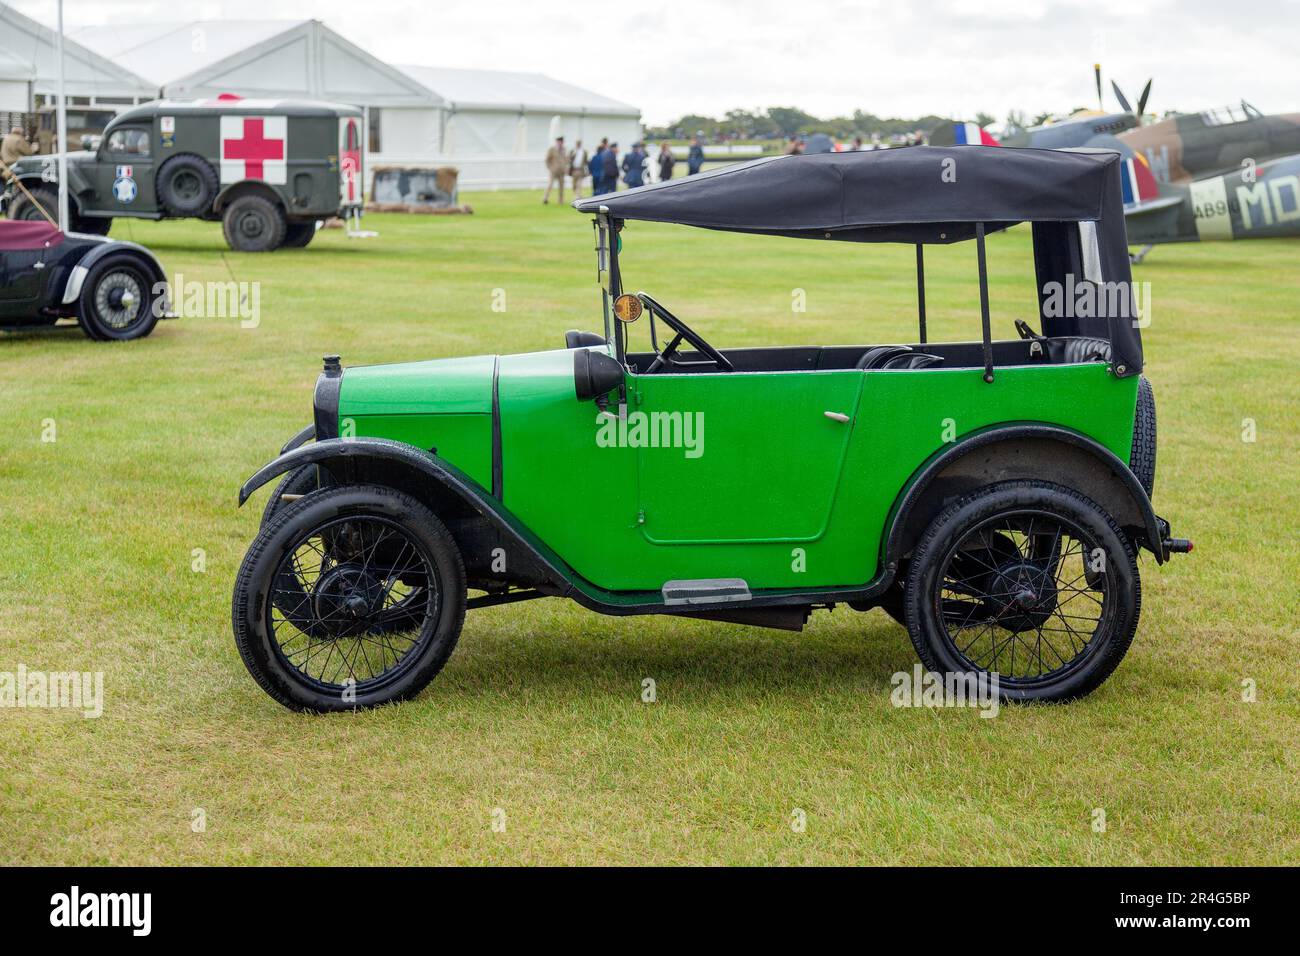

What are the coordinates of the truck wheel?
(156, 154, 218, 216)
(8, 184, 57, 222)
(77, 254, 162, 341)
(222, 194, 287, 252)
(903, 480, 1140, 703)
(232, 484, 466, 712)
(281, 220, 318, 248)
(1130, 376, 1157, 498)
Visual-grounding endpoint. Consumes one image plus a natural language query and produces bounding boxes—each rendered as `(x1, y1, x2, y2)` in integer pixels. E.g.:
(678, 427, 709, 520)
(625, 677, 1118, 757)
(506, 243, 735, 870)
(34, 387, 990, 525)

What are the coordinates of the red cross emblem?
(219, 116, 288, 184)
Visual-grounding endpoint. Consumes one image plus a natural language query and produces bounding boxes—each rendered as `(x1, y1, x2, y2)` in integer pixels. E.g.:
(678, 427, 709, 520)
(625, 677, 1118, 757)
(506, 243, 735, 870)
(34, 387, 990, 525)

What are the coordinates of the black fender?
(238, 436, 573, 592)
(237, 436, 898, 617)
(882, 423, 1170, 565)
(60, 238, 170, 316)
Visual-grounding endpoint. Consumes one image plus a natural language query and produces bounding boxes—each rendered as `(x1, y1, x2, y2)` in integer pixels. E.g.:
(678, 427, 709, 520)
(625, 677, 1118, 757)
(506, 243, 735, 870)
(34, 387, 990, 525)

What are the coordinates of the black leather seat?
(565, 330, 608, 348)
(1060, 336, 1111, 364)
(855, 345, 945, 370)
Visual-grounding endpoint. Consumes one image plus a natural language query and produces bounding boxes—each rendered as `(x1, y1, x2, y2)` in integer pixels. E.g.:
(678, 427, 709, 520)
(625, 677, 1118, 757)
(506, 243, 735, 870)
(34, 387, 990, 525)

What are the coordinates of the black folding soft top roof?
(573, 145, 1121, 245)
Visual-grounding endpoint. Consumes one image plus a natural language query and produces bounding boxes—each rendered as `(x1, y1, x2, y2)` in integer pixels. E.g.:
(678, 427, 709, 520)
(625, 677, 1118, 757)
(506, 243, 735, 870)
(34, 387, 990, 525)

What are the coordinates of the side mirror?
(573, 349, 624, 402)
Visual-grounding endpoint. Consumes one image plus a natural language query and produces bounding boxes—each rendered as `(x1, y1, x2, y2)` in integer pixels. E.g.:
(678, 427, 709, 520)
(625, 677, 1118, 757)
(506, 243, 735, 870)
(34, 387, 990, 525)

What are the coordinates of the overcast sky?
(11, 0, 1300, 125)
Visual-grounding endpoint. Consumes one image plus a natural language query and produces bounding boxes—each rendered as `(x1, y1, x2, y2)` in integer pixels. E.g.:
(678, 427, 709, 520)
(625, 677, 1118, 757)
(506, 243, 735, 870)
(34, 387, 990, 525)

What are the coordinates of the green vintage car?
(234, 146, 1191, 712)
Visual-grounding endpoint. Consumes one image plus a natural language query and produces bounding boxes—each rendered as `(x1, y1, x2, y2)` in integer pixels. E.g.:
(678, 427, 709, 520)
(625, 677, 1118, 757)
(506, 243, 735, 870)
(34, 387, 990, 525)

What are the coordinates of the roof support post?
(976, 222, 994, 383)
(606, 215, 627, 367)
(915, 243, 927, 344)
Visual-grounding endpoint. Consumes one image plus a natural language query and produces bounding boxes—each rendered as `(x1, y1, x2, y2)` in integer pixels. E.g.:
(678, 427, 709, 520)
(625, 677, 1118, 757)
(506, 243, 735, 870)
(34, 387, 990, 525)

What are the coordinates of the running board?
(662, 578, 751, 605)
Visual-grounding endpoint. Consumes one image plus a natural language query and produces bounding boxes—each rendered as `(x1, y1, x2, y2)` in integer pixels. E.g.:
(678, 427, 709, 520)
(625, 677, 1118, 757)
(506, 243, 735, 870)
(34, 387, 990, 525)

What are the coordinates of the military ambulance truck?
(3, 97, 366, 252)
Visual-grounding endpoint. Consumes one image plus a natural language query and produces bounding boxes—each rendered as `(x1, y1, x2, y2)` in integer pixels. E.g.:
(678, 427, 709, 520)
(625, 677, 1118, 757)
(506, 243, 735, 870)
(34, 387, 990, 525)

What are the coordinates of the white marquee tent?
(388, 65, 643, 190)
(0, 4, 155, 104)
(2, 8, 642, 190)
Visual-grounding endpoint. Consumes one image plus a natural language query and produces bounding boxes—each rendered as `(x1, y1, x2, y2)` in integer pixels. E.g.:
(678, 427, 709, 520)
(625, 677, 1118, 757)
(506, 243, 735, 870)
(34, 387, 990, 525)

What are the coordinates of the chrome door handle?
(33, 261, 45, 270)
(824, 411, 851, 423)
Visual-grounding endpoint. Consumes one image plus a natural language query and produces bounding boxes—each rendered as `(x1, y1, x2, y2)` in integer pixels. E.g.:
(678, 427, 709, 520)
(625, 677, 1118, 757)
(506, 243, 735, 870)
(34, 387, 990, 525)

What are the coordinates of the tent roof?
(0, 5, 154, 98)
(575, 145, 1123, 244)
(68, 21, 304, 87)
(0, 48, 34, 81)
(68, 19, 432, 106)
(397, 64, 639, 117)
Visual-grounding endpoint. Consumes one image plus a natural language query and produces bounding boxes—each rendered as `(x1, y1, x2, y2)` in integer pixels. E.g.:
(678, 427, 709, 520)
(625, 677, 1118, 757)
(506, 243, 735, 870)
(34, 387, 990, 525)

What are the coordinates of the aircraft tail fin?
(928, 122, 1002, 147)
(1120, 153, 1160, 205)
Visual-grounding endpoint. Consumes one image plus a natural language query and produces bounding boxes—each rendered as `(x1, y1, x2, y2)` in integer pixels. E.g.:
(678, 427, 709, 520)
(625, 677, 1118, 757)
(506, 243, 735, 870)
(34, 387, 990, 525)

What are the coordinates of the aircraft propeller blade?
(1111, 80, 1133, 114)
(1136, 79, 1152, 117)
(1094, 64, 1103, 111)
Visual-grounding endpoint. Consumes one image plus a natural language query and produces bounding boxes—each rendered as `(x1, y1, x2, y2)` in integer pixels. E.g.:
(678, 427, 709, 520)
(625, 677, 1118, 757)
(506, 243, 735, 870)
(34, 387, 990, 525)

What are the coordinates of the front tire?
(233, 484, 466, 712)
(904, 480, 1140, 703)
(7, 184, 57, 223)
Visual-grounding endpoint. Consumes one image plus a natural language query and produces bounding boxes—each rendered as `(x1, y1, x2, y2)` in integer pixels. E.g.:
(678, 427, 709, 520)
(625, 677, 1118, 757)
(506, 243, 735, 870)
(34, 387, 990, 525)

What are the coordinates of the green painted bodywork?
(336, 346, 1138, 592)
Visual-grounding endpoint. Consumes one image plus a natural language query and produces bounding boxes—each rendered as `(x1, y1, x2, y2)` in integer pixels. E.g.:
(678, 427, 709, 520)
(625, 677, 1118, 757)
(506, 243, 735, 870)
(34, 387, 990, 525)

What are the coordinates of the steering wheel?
(636, 292, 734, 373)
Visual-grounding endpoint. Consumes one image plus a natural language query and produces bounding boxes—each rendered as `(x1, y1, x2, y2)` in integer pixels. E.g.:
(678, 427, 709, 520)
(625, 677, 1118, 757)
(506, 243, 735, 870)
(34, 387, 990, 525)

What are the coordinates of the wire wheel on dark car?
(233, 485, 466, 711)
(78, 255, 161, 340)
(904, 480, 1140, 702)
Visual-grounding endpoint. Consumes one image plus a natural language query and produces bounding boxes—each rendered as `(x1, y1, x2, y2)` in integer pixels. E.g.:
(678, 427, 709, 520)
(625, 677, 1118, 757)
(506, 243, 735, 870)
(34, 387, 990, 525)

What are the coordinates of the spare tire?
(156, 154, 218, 216)
(1130, 375, 1157, 498)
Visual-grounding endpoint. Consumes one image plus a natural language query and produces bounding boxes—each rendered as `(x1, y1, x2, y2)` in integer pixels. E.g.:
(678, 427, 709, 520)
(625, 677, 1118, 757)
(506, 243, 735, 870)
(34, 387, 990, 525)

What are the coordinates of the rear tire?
(904, 480, 1140, 703)
(1130, 376, 1157, 498)
(156, 154, 218, 216)
(222, 194, 287, 252)
(281, 220, 318, 248)
(232, 484, 466, 712)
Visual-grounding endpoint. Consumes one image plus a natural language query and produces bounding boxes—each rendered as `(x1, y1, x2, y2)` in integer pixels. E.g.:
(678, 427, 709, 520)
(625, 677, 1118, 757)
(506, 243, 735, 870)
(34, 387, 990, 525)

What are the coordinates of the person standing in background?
(542, 135, 568, 204)
(589, 138, 609, 195)
(1, 125, 36, 168)
(641, 141, 658, 184)
(569, 139, 590, 198)
(784, 135, 804, 155)
(621, 141, 646, 189)
(687, 133, 705, 175)
(658, 141, 675, 182)
(601, 142, 620, 193)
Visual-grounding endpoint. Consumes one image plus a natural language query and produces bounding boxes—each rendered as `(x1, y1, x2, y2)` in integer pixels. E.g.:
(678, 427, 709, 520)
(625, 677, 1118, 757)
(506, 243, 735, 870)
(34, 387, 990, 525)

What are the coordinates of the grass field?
(1, 192, 1297, 865)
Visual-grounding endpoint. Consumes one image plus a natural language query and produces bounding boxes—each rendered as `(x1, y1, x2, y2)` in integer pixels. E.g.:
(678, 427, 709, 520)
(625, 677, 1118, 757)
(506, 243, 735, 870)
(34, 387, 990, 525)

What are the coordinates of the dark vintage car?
(0, 219, 169, 340)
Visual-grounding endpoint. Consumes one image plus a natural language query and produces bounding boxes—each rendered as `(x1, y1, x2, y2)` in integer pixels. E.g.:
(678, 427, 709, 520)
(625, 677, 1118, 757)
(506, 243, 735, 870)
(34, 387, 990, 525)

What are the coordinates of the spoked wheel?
(905, 480, 1140, 702)
(233, 485, 465, 711)
(78, 255, 162, 341)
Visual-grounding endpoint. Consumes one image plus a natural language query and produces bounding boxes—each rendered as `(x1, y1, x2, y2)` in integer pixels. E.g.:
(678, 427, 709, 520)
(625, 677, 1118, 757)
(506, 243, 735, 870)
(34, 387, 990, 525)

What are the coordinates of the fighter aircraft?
(1116, 102, 1300, 257)
(930, 70, 1300, 260)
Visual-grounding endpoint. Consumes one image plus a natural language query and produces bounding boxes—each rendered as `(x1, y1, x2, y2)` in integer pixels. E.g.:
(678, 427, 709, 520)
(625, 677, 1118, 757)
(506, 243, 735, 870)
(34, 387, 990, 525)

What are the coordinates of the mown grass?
(1, 192, 1296, 865)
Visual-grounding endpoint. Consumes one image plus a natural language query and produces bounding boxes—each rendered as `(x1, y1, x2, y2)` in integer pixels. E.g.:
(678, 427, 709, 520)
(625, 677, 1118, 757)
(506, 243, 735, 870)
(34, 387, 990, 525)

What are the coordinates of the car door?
(96, 125, 156, 216)
(0, 244, 49, 316)
(632, 369, 864, 544)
